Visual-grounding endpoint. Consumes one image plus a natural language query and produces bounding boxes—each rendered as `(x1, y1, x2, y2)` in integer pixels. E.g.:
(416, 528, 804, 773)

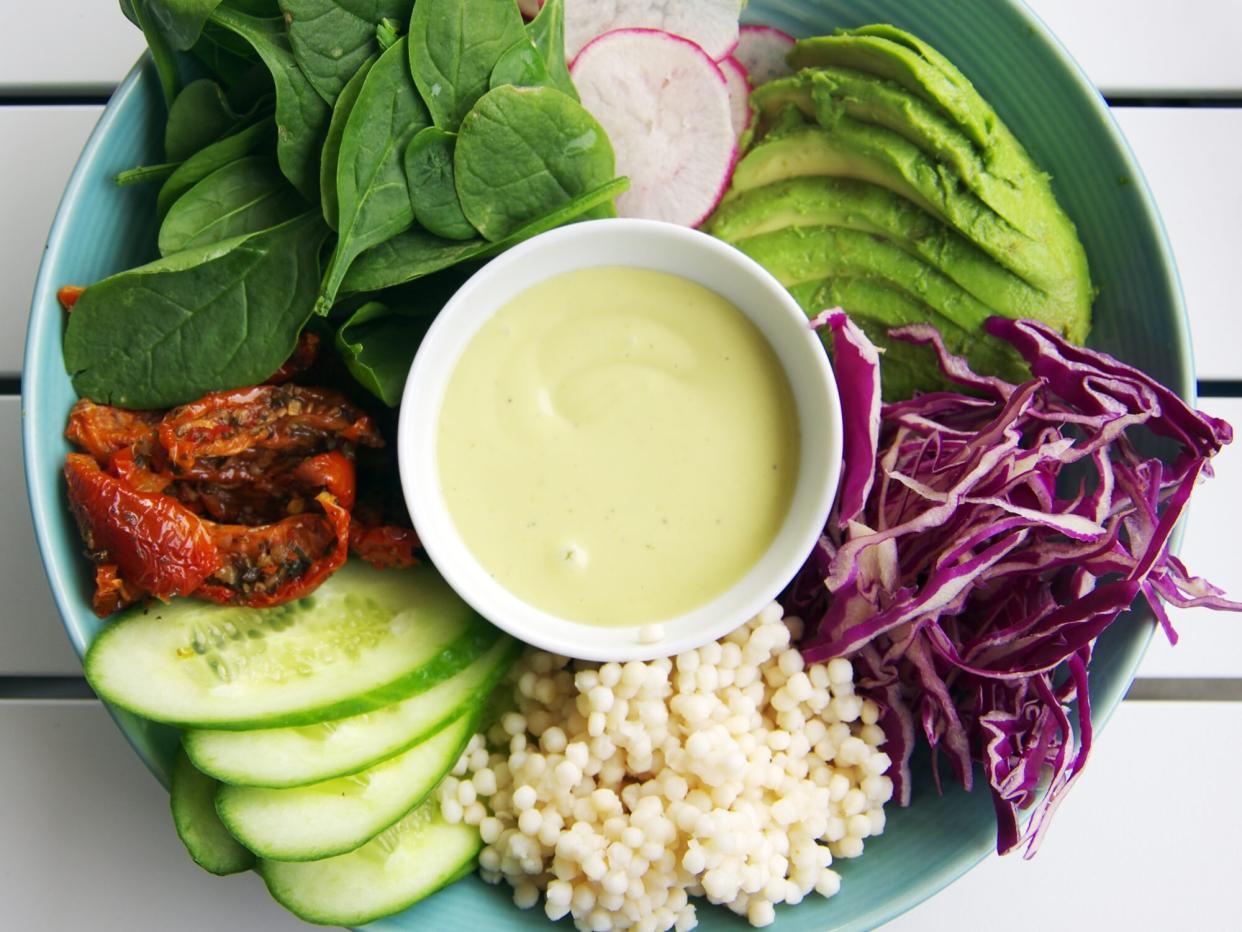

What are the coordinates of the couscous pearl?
(444, 605, 891, 932)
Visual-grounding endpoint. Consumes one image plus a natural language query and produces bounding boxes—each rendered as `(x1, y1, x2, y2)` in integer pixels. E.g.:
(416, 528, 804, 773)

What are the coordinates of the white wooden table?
(4, 2, 1241, 929)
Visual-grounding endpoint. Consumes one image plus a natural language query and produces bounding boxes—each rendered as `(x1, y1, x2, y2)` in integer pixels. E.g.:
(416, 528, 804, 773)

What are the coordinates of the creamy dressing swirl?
(437, 267, 799, 626)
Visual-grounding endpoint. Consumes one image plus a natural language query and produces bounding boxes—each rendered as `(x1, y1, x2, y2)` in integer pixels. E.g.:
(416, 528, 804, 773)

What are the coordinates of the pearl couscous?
(438, 605, 894, 930)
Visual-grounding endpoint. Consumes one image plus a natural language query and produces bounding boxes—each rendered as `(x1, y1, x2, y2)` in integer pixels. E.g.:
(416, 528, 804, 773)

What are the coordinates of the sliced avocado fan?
(709, 24, 1094, 399)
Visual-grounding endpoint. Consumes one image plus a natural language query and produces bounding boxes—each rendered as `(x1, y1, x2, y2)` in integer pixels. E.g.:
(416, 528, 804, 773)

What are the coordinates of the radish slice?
(565, 0, 743, 61)
(571, 28, 736, 227)
(720, 56, 751, 138)
(734, 23, 795, 85)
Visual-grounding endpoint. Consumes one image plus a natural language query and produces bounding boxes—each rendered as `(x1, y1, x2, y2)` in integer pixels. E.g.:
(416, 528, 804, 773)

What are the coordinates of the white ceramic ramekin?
(398, 218, 842, 661)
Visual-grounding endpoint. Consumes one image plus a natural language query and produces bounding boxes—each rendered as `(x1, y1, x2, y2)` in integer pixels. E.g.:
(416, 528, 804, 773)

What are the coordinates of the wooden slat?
(1027, 0, 1242, 96)
(1, 101, 1240, 672)
(5, 105, 1239, 388)
(886, 700, 1242, 929)
(1, 106, 102, 377)
(0, 2, 146, 95)
(1, 699, 1234, 929)
(1111, 107, 1242, 383)
(6, 390, 1235, 680)
(0, 2, 1239, 98)
(0, 700, 311, 931)
(0, 398, 80, 676)
(1137, 396, 1242, 678)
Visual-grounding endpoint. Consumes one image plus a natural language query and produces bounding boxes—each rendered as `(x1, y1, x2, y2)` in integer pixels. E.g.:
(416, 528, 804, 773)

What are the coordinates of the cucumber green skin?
(216, 706, 480, 862)
(184, 636, 520, 788)
(258, 808, 482, 926)
(257, 618, 501, 730)
(85, 560, 503, 730)
(169, 749, 255, 876)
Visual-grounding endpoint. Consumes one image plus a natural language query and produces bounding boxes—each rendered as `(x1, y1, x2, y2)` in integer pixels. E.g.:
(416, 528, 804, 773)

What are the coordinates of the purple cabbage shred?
(790, 312, 1240, 857)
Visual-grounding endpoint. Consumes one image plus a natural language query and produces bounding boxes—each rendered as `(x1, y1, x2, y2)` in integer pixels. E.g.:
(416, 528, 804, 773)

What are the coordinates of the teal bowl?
(23, 1, 1189, 929)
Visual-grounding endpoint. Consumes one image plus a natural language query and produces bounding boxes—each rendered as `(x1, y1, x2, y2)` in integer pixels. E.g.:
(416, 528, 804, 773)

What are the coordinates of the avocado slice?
(784, 27, 1093, 332)
(787, 276, 1024, 400)
(717, 24, 1095, 399)
(788, 27, 997, 154)
(726, 123, 1062, 291)
(786, 28, 1093, 284)
(736, 224, 1031, 392)
(709, 177, 1060, 323)
(752, 69, 1038, 230)
(735, 224, 1000, 332)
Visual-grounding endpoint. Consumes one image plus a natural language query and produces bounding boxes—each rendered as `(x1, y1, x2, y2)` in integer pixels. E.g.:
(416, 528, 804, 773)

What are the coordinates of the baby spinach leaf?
(190, 20, 272, 103)
(128, 0, 182, 107)
(317, 36, 429, 312)
(278, 0, 410, 105)
(341, 229, 485, 295)
(375, 16, 400, 51)
(490, 38, 553, 92)
(319, 55, 376, 230)
(408, 0, 526, 132)
(165, 79, 240, 161)
(340, 175, 628, 294)
(116, 161, 181, 187)
(455, 85, 615, 241)
(335, 271, 468, 404)
(403, 127, 477, 241)
(158, 117, 275, 218)
(525, 0, 577, 100)
(210, 6, 331, 201)
(158, 155, 307, 255)
(64, 213, 331, 409)
(143, 0, 226, 50)
(335, 301, 432, 405)
(226, 0, 283, 12)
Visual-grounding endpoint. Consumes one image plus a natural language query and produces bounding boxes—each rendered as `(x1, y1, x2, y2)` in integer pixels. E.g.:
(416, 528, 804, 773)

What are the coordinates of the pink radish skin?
(517, 0, 542, 18)
(734, 23, 796, 85)
(571, 28, 737, 227)
(564, 0, 743, 61)
(720, 56, 752, 138)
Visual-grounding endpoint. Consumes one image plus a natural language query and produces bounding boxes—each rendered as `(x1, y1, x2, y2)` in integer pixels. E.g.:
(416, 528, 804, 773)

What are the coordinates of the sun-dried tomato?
(64, 382, 401, 615)
(349, 523, 421, 570)
(291, 450, 356, 511)
(65, 399, 160, 466)
(57, 285, 85, 312)
(195, 492, 351, 607)
(90, 564, 146, 617)
(158, 385, 382, 472)
(264, 332, 321, 385)
(64, 454, 220, 616)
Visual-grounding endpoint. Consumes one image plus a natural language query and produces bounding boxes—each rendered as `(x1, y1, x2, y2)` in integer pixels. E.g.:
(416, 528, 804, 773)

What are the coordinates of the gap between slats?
(0, 677, 1240, 702)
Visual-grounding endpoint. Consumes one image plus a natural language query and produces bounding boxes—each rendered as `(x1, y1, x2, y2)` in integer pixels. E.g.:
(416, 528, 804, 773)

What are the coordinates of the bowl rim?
(397, 217, 844, 662)
(20, 0, 1197, 925)
(23, 55, 150, 668)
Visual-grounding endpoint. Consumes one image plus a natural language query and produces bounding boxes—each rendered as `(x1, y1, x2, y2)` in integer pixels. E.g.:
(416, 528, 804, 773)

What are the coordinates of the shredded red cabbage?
(791, 311, 1240, 856)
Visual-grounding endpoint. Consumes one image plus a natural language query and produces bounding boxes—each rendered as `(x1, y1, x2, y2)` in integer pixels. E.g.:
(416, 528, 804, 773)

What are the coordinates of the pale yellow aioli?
(437, 266, 800, 626)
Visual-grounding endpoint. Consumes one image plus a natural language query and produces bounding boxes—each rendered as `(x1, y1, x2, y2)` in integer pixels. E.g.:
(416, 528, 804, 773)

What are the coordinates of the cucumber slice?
(217, 708, 477, 861)
(86, 561, 500, 729)
(259, 802, 481, 926)
(170, 748, 255, 876)
(185, 636, 519, 787)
